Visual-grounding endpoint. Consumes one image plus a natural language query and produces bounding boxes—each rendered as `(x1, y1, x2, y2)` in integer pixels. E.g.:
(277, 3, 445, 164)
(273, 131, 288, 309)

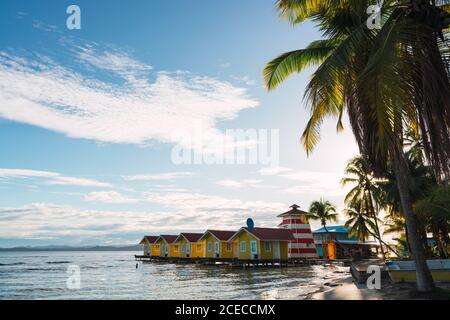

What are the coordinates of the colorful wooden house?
(139, 235, 158, 256)
(154, 235, 178, 257)
(312, 226, 379, 259)
(198, 230, 236, 259)
(173, 233, 204, 258)
(229, 227, 294, 261)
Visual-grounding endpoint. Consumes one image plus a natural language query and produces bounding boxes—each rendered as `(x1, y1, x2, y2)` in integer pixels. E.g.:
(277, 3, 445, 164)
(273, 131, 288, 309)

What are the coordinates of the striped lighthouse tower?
(278, 204, 317, 258)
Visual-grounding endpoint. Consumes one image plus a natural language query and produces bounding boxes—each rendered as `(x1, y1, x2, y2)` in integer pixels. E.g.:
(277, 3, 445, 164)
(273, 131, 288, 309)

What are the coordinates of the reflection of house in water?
(312, 226, 380, 259)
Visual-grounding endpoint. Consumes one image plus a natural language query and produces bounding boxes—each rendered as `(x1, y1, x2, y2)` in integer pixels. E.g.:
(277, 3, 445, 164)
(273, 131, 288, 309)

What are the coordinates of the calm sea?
(0, 251, 349, 299)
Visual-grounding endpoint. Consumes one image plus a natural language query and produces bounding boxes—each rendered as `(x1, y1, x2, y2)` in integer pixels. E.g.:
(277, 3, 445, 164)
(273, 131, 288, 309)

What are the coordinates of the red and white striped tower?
(278, 204, 317, 258)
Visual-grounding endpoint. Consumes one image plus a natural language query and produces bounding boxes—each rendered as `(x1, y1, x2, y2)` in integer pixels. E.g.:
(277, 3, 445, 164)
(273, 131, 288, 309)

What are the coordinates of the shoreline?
(307, 275, 450, 300)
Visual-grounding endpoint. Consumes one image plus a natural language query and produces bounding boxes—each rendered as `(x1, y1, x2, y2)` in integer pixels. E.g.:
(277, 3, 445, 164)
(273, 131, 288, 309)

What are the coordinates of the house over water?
(229, 227, 294, 260)
(312, 225, 380, 259)
(277, 204, 317, 258)
(199, 230, 236, 259)
(155, 235, 178, 257)
(139, 235, 158, 256)
(173, 233, 204, 258)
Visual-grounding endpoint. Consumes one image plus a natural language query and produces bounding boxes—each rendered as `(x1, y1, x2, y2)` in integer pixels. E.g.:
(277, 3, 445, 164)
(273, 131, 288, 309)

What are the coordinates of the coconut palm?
(344, 201, 376, 242)
(308, 198, 339, 229)
(342, 156, 386, 256)
(263, 0, 449, 292)
(415, 185, 450, 258)
(308, 199, 343, 259)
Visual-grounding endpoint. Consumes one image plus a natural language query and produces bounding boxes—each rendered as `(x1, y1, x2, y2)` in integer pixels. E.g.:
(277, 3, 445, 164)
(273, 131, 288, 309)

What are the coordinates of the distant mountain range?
(0, 244, 142, 252)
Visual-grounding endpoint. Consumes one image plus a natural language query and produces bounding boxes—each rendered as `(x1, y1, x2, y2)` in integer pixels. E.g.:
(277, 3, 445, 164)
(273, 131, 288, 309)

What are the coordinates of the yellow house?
(173, 233, 204, 258)
(229, 227, 293, 261)
(154, 235, 178, 257)
(198, 230, 236, 259)
(139, 236, 158, 256)
(191, 240, 205, 258)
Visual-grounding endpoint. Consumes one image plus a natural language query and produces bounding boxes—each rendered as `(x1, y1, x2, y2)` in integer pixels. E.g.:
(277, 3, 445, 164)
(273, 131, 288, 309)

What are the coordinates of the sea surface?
(0, 251, 349, 299)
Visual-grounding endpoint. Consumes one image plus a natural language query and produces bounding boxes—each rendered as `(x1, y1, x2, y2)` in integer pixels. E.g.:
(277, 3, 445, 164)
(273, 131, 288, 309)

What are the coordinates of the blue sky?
(0, 0, 358, 247)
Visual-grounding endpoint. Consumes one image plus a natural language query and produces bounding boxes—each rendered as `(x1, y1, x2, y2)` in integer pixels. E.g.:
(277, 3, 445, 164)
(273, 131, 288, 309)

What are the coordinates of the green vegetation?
(264, 0, 450, 292)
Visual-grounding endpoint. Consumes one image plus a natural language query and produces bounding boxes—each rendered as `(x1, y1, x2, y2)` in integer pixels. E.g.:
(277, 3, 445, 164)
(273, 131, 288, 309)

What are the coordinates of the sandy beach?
(309, 275, 450, 300)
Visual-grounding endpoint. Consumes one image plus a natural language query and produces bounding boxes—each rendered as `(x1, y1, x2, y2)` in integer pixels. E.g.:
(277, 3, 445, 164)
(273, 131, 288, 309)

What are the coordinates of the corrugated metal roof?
(312, 225, 349, 234)
(139, 235, 158, 244)
(179, 233, 203, 242)
(158, 235, 178, 243)
(207, 230, 236, 241)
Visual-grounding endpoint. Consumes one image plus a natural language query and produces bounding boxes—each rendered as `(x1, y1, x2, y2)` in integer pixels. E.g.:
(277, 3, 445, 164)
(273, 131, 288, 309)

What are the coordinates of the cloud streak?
(0, 40, 258, 153)
(0, 168, 111, 187)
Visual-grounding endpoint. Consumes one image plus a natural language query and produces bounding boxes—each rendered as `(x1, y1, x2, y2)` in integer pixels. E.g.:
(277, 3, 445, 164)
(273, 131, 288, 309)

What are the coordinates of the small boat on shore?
(386, 259, 450, 283)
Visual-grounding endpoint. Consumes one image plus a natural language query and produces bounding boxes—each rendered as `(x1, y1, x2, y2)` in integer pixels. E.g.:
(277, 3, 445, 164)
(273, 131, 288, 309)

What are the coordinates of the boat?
(385, 259, 450, 283)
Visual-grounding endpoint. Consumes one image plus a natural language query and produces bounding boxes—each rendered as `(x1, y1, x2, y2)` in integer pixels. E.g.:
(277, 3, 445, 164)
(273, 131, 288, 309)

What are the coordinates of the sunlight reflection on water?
(0, 251, 349, 299)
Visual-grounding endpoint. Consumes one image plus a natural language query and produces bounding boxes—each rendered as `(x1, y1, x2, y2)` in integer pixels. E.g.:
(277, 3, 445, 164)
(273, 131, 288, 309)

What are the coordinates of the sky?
(0, 0, 359, 247)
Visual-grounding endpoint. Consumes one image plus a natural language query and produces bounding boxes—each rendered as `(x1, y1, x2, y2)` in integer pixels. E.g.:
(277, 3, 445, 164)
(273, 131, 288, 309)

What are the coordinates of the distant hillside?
(0, 244, 142, 252)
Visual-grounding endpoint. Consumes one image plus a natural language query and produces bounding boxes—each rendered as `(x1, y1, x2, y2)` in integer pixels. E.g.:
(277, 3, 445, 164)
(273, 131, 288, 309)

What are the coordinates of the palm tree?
(415, 185, 450, 258)
(263, 0, 448, 292)
(308, 198, 340, 259)
(344, 201, 375, 242)
(342, 156, 386, 257)
(308, 198, 339, 228)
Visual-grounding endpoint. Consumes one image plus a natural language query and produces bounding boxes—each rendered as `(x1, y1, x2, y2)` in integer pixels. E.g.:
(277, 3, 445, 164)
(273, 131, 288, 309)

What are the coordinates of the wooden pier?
(134, 255, 351, 268)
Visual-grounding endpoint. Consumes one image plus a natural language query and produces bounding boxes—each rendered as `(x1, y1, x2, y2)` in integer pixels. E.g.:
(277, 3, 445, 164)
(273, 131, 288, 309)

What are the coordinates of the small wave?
(0, 262, 26, 266)
(46, 261, 71, 264)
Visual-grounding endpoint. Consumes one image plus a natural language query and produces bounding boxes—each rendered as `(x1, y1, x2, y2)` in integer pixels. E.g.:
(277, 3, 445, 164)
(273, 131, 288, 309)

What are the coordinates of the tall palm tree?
(308, 198, 339, 228)
(308, 198, 341, 259)
(344, 201, 375, 242)
(263, 0, 448, 292)
(415, 185, 450, 258)
(342, 156, 386, 257)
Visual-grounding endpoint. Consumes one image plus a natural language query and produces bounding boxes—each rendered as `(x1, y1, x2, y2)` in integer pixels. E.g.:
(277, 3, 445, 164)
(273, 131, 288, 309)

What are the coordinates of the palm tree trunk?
(366, 229, 400, 257)
(366, 191, 386, 259)
(393, 148, 435, 292)
(432, 223, 448, 259)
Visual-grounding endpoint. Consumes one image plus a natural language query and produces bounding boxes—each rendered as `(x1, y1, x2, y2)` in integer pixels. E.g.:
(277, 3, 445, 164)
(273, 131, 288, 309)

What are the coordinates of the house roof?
(176, 233, 204, 243)
(139, 235, 158, 244)
(157, 235, 178, 243)
(199, 230, 236, 241)
(229, 227, 294, 241)
(313, 225, 349, 234)
(277, 204, 309, 217)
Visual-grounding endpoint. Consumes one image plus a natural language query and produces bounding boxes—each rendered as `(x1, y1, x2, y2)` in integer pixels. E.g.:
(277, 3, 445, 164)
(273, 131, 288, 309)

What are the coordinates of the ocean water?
(0, 251, 349, 300)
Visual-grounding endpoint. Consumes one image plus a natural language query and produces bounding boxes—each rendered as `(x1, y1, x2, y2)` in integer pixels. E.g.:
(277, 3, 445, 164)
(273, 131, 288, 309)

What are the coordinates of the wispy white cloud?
(123, 172, 195, 181)
(216, 178, 264, 189)
(259, 166, 293, 176)
(0, 196, 286, 243)
(84, 191, 138, 204)
(231, 75, 256, 86)
(0, 168, 111, 187)
(280, 170, 347, 197)
(0, 40, 258, 154)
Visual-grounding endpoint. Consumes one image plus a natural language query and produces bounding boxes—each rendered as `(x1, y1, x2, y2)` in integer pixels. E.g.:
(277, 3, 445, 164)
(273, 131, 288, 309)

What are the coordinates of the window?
(197, 244, 202, 251)
(214, 242, 219, 254)
(264, 242, 271, 251)
(250, 240, 257, 254)
(226, 242, 232, 252)
(186, 244, 191, 253)
(165, 244, 168, 254)
(181, 244, 185, 253)
(174, 245, 179, 252)
(207, 241, 212, 252)
(240, 241, 246, 252)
